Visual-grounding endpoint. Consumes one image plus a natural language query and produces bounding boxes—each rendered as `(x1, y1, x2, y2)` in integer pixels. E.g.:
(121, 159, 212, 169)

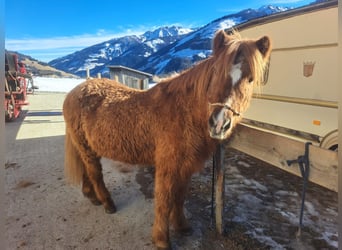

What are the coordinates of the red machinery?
(5, 52, 35, 121)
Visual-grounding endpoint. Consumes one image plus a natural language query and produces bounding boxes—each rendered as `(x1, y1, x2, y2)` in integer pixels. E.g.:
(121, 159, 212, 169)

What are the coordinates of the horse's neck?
(147, 76, 209, 120)
(158, 76, 216, 153)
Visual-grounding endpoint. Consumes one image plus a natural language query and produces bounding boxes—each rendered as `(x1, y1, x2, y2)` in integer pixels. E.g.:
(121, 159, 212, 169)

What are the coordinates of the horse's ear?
(256, 36, 272, 58)
(213, 30, 228, 56)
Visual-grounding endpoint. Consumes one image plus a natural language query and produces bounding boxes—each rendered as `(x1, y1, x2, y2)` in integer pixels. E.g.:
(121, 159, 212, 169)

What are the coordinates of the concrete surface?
(5, 93, 157, 249)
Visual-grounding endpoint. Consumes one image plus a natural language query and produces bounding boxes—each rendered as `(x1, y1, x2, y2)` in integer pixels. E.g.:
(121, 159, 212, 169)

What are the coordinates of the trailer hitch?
(286, 142, 312, 237)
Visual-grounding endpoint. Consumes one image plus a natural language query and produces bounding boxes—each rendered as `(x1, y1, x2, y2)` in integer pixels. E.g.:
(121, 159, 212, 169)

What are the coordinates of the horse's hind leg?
(82, 172, 101, 206)
(79, 147, 117, 213)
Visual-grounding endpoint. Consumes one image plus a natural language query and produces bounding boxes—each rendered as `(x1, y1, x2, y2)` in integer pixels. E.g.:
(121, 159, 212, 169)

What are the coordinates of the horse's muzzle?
(208, 112, 233, 140)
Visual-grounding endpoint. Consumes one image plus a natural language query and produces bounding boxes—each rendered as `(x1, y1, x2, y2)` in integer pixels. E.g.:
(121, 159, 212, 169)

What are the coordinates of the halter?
(209, 102, 241, 116)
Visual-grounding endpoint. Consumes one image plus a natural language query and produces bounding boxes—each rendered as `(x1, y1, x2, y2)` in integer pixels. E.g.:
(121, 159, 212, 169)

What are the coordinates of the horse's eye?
(248, 77, 254, 83)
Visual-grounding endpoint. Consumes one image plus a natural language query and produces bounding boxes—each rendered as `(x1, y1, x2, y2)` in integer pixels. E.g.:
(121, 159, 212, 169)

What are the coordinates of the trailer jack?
(286, 142, 311, 237)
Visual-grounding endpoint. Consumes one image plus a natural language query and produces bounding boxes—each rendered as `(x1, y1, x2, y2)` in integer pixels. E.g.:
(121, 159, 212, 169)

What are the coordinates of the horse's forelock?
(223, 37, 269, 87)
(213, 38, 242, 81)
(240, 41, 269, 86)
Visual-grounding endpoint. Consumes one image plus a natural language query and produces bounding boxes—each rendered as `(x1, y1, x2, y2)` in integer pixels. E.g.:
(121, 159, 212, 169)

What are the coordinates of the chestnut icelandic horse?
(63, 30, 271, 249)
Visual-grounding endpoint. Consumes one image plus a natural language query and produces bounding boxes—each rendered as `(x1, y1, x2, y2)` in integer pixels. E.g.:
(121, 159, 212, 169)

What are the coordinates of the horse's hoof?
(157, 246, 172, 250)
(105, 205, 117, 214)
(152, 237, 172, 250)
(155, 243, 172, 250)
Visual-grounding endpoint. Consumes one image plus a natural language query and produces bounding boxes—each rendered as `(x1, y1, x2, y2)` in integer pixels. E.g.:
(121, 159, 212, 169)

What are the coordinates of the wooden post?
(139, 79, 144, 90)
(214, 143, 225, 234)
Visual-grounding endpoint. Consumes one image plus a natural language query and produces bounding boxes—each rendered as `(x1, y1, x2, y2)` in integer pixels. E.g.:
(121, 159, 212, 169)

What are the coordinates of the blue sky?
(5, 0, 313, 62)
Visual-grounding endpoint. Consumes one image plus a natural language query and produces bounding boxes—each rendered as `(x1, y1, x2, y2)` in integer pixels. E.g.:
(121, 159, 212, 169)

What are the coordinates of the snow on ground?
(223, 152, 338, 249)
(33, 77, 157, 92)
(33, 77, 85, 93)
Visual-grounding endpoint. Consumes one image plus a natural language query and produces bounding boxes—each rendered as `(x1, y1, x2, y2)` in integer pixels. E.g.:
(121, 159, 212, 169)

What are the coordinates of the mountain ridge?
(5, 50, 78, 78)
(49, 26, 195, 77)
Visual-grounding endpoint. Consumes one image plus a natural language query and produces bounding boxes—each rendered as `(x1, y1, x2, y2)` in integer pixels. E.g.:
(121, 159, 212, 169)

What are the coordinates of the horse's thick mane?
(159, 57, 215, 97)
(156, 31, 268, 99)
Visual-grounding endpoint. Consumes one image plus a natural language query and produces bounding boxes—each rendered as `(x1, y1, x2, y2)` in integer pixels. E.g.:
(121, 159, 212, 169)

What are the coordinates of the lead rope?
(286, 142, 311, 237)
(210, 153, 216, 228)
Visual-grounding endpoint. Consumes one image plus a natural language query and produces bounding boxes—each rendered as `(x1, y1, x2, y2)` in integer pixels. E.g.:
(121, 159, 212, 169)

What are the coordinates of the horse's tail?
(64, 129, 84, 185)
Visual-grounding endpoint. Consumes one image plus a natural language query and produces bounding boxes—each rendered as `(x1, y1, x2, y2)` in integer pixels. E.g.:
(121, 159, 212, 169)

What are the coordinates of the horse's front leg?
(169, 174, 192, 235)
(152, 167, 174, 250)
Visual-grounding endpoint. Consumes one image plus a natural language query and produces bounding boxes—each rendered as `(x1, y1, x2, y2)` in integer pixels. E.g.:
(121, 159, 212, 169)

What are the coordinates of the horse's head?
(207, 30, 272, 140)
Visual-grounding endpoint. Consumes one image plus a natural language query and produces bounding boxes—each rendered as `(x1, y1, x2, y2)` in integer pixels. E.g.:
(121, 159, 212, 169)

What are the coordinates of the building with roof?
(108, 65, 153, 90)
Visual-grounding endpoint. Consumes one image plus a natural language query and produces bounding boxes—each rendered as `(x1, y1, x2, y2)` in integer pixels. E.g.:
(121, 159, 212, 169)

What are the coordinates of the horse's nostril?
(208, 115, 216, 127)
(222, 119, 231, 130)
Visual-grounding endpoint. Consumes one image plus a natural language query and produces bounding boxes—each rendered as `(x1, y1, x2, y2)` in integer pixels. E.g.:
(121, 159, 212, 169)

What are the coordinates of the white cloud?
(5, 29, 147, 62)
(5, 23, 191, 62)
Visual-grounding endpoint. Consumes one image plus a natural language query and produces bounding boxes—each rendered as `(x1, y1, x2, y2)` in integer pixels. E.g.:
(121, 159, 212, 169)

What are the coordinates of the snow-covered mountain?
(49, 5, 289, 77)
(49, 26, 194, 78)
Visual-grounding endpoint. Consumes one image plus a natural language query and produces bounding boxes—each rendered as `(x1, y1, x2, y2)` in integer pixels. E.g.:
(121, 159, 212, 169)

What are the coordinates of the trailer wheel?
(5, 108, 14, 122)
(4, 94, 17, 122)
(320, 129, 338, 151)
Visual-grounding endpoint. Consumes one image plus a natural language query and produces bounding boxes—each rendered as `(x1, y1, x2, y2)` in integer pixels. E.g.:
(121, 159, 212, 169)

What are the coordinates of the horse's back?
(63, 78, 155, 164)
(64, 78, 137, 120)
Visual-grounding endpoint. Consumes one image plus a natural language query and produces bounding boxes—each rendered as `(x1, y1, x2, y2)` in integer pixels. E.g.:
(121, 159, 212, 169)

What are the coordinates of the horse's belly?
(85, 123, 155, 166)
(102, 144, 155, 166)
